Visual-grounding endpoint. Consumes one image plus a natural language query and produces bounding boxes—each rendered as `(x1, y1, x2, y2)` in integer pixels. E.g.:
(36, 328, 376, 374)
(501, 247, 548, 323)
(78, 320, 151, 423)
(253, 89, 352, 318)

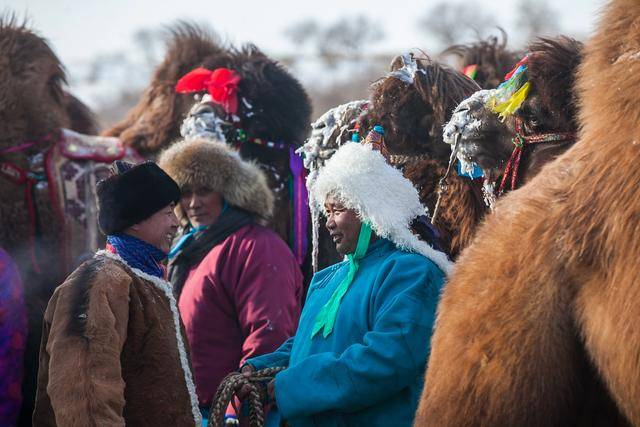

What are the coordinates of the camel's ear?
(526, 37, 583, 131)
(389, 55, 405, 71)
(64, 93, 99, 134)
(412, 67, 444, 144)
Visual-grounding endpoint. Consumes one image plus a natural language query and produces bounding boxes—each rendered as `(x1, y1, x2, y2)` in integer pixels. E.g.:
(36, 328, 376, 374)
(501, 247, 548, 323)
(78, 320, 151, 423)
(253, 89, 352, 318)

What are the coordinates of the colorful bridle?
(0, 131, 62, 273)
(487, 55, 576, 194)
(497, 117, 576, 194)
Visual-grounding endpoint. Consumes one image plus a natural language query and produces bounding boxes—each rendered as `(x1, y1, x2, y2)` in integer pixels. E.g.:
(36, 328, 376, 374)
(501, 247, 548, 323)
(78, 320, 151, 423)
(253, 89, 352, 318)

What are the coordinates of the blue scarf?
(106, 233, 167, 278)
(168, 225, 207, 259)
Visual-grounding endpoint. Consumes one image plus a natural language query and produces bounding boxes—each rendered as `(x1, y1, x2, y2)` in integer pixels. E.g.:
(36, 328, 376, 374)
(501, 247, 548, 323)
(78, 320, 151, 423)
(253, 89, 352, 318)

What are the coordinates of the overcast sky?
(10, 0, 605, 64)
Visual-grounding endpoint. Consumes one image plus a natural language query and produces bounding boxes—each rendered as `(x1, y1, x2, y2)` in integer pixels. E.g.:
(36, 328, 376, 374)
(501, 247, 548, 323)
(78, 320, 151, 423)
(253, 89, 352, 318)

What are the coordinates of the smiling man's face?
(127, 203, 179, 253)
(324, 193, 362, 257)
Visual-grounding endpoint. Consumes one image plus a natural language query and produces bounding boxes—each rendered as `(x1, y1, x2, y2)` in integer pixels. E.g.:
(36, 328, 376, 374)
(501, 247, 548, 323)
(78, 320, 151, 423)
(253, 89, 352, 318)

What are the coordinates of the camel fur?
(368, 54, 487, 258)
(103, 23, 232, 157)
(415, 0, 640, 425)
(0, 17, 122, 425)
(105, 23, 313, 276)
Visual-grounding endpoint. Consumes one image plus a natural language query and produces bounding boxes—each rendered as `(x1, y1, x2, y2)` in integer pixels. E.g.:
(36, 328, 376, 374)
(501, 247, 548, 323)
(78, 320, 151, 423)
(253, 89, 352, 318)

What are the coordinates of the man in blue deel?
(241, 126, 452, 426)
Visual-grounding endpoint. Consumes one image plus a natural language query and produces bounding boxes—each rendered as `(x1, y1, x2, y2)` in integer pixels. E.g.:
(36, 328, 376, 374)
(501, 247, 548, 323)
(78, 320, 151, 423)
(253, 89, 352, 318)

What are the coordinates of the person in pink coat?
(159, 138, 303, 424)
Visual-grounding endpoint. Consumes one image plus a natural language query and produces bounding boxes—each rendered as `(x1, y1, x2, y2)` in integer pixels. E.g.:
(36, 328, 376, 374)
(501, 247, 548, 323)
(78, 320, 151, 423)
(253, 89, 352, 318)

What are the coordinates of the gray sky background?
(9, 0, 606, 63)
(3, 0, 608, 117)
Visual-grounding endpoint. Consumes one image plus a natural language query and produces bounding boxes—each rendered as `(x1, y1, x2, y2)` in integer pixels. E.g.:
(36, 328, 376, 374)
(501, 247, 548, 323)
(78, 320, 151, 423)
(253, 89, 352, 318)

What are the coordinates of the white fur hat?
(310, 142, 452, 274)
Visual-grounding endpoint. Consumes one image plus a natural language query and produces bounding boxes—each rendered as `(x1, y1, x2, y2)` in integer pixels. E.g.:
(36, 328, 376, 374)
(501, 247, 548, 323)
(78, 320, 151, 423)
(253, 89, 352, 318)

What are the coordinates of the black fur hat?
(97, 161, 180, 235)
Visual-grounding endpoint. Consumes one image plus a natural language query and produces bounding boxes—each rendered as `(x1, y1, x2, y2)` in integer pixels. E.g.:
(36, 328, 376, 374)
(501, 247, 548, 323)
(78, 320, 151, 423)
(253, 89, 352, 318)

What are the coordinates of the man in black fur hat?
(33, 161, 202, 426)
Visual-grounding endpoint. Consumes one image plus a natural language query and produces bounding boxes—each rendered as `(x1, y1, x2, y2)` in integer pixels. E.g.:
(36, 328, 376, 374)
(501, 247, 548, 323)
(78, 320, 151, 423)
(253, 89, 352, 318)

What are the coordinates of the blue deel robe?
(246, 238, 446, 427)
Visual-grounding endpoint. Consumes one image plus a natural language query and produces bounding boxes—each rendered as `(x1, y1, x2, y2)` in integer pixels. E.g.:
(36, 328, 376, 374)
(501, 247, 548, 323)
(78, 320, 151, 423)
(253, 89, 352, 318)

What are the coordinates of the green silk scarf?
(311, 222, 372, 338)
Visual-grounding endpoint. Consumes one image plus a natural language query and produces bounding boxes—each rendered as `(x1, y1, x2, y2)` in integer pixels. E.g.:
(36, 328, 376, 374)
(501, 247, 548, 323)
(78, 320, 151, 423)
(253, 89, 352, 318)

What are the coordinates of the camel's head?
(109, 23, 312, 159)
(226, 44, 312, 147)
(178, 43, 312, 161)
(443, 90, 511, 181)
(369, 53, 480, 164)
(0, 17, 70, 150)
(443, 37, 583, 190)
(298, 100, 370, 172)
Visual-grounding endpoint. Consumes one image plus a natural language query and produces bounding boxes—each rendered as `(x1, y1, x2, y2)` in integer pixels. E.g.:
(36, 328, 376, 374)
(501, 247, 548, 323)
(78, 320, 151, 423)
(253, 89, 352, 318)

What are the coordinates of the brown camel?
(104, 23, 313, 272)
(367, 53, 486, 258)
(415, 0, 640, 424)
(442, 30, 521, 89)
(444, 37, 583, 208)
(0, 17, 137, 425)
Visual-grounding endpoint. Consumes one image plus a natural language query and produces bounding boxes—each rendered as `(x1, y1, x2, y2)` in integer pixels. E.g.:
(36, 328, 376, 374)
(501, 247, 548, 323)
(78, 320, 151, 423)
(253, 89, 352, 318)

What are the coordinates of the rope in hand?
(209, 367, 285, 427)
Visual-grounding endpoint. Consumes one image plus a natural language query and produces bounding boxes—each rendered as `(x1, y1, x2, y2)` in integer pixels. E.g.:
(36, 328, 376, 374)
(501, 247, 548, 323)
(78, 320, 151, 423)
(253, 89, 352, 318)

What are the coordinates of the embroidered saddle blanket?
(46, 129, 143, 272)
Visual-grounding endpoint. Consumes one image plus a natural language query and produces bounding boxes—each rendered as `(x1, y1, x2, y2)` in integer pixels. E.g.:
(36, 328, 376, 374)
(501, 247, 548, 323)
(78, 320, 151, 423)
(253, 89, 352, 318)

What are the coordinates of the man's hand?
(236, 365, 255, 400)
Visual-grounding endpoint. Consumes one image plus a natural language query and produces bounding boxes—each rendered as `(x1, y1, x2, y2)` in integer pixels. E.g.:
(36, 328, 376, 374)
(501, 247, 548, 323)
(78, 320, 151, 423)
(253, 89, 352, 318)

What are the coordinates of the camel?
(444, 37, 583, 207)
(104, 23, 313, 271)
(442, 30, 521, 89)
(367, 53, 486, 258)
(299, 98, 449, 268)
(415, 0, 640, 424)
(0, 17, 139, 424)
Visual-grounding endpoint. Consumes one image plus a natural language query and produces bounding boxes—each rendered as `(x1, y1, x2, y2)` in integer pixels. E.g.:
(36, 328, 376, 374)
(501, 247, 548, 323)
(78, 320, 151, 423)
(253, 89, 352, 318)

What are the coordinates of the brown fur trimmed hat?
(158, 138, 274, 221)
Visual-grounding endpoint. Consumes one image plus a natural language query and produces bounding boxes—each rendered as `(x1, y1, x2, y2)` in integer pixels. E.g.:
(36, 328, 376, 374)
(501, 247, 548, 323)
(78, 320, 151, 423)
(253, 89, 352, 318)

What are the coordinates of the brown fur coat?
(33, 253, 201, 426)
(415, 0, 640, 425)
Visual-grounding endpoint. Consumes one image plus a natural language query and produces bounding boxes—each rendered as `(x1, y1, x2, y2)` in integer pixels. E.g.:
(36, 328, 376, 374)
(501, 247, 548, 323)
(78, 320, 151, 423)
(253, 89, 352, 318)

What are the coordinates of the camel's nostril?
(443, 123, 462, 145)
(193, 103, 214, 116)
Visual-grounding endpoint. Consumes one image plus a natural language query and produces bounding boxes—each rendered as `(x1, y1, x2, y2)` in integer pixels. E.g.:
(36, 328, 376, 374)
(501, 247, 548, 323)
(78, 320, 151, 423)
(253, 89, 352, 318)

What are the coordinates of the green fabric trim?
(311, 222, 372, 339)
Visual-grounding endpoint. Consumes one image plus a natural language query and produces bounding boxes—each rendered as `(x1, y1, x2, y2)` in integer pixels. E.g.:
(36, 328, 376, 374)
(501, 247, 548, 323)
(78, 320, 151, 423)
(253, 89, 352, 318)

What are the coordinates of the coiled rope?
(208, 367, 285, 427)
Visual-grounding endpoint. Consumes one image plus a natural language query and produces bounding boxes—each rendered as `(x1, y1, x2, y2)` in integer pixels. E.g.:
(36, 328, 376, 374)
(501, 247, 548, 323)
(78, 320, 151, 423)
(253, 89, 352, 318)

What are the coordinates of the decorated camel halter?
(176, 67, 309, 266)
(497, 117, 575, 194)
(1, 130, 136, 274)
(0, 131, 62, 273)
(486, 55, 576, 194)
